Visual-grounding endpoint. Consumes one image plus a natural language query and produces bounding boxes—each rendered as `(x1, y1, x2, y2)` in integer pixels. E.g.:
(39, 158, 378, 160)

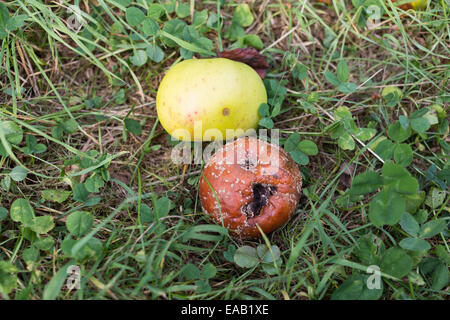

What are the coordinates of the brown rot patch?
(242, 183, 277, 218)
(222, 107, 230, 116)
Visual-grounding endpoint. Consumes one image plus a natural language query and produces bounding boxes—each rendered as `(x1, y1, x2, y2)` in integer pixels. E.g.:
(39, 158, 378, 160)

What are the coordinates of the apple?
(314, 0, 428, 10)
(199, 137, 302, 238)
(393, 0, 428, 10)
(410, 0, 428, 10)
(156, 58, 267, 141)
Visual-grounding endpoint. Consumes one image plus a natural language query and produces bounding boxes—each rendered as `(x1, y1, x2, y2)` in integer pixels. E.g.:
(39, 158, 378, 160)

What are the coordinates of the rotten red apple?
(199, 137, 302, 238)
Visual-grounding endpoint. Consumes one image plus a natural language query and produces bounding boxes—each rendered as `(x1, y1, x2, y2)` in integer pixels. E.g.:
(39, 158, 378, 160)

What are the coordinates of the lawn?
(0, 0, 448, 300)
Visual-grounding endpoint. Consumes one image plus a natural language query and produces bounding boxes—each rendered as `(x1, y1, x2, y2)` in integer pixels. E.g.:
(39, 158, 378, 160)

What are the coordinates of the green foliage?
(66, 211, 94, 237)
(34, 238, 55, 251)
(258, 104, 273, 129)
(381, 247, 413, 279)
(373, 107, 439, 166)
(264, 79, 287, 113)
(257, 79, 288, 129)
(22, 135, 47, 155)
(10, 198, 35, 225)
(51, 119, 79, 139)
(41, 189, 71, 203)
(424, 187, 446, 209)
(329, 106, 376, 150)
(325, 60, 358, 93)
(124, 118, 142, 136)
(340, 148, 449, 298)
(31, 216, 55, 234)
(284, 132, 318, 165)
(79, 1, 220, 67)
(233, 4, 254, 27)
(146, 43, 165, 62)
(399, 238, 431, 252)
(182, 263, 217, 293)
(381, 86, 403, 107)
(154, 197, 171, 219)
(223, 3, 263, 49)
(0, 121, 23, 157)
(139, 203, 153, 223)
(352, 0, 387, 29)
(331, 274, 383, 300)
(61, 237, 102, 262)
(234, 246, 260, 268)
(350, 162, 422, 227)
(8, 198, 55, 265)
(125, 7, 146, 27)
(1, 0, 447, 301)
(420, 257, 449, 291)
(9, 166, 27, 182)
(234, 244, 282, 275)
(129, 49, 147, 66)
(292, 63, 308, 81)
(0, 261, 18, 296)
(0, 207, 7, 221)
(0, 2, 28, 39)
(419, 219, 447, 239)
(349, 171, 383, 195)
(62, 151, 113, 203)
(369, 188, 405, 227)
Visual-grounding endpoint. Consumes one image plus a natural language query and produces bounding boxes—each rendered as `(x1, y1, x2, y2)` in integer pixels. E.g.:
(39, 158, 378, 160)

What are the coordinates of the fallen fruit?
(199, 137, 302, 238)
(156, 58, 267, 141)
(392, 0, 428, 10)
(314, 0, 428, 10)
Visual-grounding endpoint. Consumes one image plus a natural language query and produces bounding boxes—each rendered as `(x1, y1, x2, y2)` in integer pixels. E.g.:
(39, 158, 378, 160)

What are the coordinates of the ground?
(0, 0, 448, 300)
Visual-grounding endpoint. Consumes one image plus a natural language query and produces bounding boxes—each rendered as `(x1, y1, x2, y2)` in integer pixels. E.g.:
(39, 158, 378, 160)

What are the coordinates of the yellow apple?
(393, 0, 428, 10)
(156, 58, 267, 141)
(409, 0, 428, 9)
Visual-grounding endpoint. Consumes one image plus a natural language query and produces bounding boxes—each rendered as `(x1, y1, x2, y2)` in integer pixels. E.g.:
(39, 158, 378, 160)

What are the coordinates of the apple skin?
(410, 0, 427, 9)
(393, 0, 428, 10)
(156, 58, 267, 141)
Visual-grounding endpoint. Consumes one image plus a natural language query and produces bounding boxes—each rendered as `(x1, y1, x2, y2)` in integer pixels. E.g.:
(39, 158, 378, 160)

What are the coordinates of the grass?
(0, 0, 448, 300)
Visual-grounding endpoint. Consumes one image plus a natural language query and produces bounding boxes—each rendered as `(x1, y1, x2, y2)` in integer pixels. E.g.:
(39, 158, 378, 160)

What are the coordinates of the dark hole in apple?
(242, 183, 277, 218)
